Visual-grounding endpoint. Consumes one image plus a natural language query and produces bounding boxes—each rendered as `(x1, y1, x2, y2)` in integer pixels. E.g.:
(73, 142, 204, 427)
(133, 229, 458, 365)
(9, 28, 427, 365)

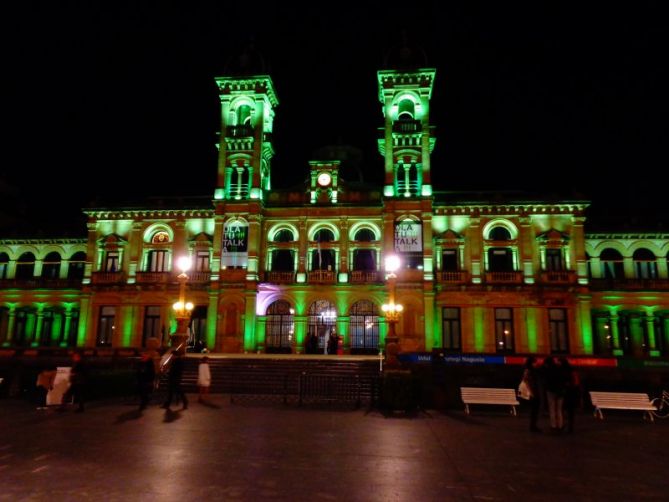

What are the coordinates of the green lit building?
(1, 61, 668, 359)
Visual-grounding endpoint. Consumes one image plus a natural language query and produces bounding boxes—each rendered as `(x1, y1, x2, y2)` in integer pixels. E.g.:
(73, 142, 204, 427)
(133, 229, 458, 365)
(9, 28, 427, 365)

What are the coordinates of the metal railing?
(298, 372, 361, 408)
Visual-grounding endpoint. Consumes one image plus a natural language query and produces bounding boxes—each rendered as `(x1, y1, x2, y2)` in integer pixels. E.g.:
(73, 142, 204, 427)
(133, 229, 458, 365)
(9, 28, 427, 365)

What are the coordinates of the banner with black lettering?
(221, 220, 248, 268)
(394, 219, 422, 253)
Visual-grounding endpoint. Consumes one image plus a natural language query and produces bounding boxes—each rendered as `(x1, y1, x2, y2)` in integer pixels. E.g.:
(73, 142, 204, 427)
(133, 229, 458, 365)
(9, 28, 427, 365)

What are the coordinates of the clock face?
(317, 172, 332, 187)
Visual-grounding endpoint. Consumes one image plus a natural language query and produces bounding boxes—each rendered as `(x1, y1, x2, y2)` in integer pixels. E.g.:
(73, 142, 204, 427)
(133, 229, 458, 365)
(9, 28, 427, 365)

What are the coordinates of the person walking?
(63, 352, 87, 412)
(521, 356, 542, 432)
(543, 356, 567, 433)
(137, 351, 156, 411)
(162, 352, 188, 410)
(197, 356, 211, 403)
(560, 356, 580, 433)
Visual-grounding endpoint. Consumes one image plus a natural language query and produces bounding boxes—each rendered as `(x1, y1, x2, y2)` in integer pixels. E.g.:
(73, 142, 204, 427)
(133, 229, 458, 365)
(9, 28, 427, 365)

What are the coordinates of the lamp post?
(382, 254, 403, 369)
(171, 256, 193, 355)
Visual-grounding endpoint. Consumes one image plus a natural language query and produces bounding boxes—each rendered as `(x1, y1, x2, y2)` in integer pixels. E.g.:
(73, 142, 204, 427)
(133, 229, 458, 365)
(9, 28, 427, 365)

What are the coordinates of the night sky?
(2, 2, 667, 236)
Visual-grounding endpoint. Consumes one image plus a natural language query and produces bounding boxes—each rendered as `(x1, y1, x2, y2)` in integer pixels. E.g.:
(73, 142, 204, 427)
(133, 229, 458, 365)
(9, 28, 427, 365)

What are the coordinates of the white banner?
(221, 221, 248, 268)
(394, 220, 422, 253)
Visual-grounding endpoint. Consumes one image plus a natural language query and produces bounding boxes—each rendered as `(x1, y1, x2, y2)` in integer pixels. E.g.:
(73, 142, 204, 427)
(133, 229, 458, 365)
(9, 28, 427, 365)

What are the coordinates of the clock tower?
(377, 64, 436, 198)
(309, 160, 340, 204)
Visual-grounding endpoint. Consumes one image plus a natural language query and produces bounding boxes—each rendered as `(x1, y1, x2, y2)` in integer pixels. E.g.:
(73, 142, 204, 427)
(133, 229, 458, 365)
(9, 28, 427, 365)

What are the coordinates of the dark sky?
(2, 1, 668, 235)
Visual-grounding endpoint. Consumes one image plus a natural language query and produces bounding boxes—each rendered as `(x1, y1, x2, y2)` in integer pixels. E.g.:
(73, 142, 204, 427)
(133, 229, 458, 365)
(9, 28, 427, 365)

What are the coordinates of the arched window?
(265, 300, 294, 352)
(489, 226, 512, 241)
(68, 252, 86, 280)
(307, 300, 337, 352)
(314, 228, 334, 242)
(0, 252, 9, 280)
(349, 300, 379, 353)
(273, 229, 294, 242)
(16, 252, 35, 280)
(42, 252, 62, 279)
(151, 231, 170, 244)
(398, 98, 415, 120)
(237, 104, 252, 125)
(600, 248, 624, 279)
(633, 248, 657, 279)
(354, 229, 375, 242)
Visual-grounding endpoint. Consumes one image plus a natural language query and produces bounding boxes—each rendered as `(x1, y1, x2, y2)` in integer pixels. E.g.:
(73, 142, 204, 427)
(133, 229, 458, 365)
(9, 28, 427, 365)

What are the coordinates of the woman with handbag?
(521, 356, 542, 433)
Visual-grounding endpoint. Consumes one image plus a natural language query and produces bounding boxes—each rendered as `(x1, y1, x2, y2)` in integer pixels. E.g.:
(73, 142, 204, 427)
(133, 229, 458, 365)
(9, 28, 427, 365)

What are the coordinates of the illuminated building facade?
(1, 64, 668, 358)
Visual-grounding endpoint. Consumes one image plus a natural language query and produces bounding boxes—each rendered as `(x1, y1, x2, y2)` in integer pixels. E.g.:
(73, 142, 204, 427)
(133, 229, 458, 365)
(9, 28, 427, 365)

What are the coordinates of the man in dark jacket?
(162, 353, 188, 410)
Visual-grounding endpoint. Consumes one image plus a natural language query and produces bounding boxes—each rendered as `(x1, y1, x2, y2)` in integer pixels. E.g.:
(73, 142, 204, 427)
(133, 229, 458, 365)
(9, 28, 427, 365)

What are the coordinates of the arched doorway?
(265, 300, 294, 353)
(307, 300, 337, 353)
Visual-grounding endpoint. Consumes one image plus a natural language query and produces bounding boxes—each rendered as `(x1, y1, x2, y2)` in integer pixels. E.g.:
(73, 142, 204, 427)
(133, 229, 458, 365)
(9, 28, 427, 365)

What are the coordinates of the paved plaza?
(1, 396, 667, 501)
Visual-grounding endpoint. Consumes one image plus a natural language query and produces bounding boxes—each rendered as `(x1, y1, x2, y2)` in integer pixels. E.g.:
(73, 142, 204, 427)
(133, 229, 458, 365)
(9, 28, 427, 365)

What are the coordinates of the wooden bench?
(589, 391, 657, 422)
(460, 387, 519, 416)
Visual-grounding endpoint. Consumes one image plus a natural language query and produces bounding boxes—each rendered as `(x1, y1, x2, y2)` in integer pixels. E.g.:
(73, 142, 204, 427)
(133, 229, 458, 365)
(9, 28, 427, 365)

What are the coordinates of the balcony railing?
(219, 268, 247, 282)
(189, 271, 211, 283)
(135, 272, 171, 284)
(440, 271, 469, 283)
(485, 271, 523, 284)
(265, 271, 296, 284)
(226, 124, 254, 138)
(589, 278, 669, 291)
(350, 270, 382, 283)
(0, 278, 83, 289)
(540, 270, 577, 284)
(392, 120, 422, 134)
(91, 271, 125, 284)
(308, 270, 336, 284)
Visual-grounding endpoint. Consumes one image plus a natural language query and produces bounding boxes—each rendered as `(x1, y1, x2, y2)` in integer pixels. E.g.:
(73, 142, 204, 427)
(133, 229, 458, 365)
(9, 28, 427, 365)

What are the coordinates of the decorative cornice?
(214, 75, 279, 107)
(84, 209, 215, 220)
(586, 232, 669, 240)
(433, 203, 589, 216)
(0, 238, 87, 245)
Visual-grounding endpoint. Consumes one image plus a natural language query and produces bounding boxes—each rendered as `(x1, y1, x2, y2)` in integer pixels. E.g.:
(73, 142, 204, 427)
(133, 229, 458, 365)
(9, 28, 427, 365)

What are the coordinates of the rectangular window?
(97, 306, 116, 346)
(67, 310, 80, 347)
(442, 250, 458, 272)
(148, 250, 168, 272)
(40, 310, 55, 347)
(494, 308, 514, 352)
(105, 252, 119, 272)
(548, 308, 569, 353)
(142, 306, 162, 347)
(195, 251, 210, 272)
(545, 249, 563, 271)
(0, 307, 9, 343)
(442, 307, 461, 351)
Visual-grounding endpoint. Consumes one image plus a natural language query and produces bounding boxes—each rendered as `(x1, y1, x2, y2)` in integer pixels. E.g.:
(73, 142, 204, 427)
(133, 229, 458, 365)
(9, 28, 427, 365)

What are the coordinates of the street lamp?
(172, 256, 193, 354)
(382, 254, 403, 369)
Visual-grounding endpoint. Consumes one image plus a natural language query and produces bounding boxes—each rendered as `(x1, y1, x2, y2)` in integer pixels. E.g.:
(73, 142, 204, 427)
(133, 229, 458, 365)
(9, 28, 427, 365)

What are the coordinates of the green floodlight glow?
(122, 307, 134, 346)
(214, 188, 225, 200)
(421, 185, 432, 197)
(525, 308, 538, 353)
(474, 307, 485, 352)
(383, 185, 394, 197)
